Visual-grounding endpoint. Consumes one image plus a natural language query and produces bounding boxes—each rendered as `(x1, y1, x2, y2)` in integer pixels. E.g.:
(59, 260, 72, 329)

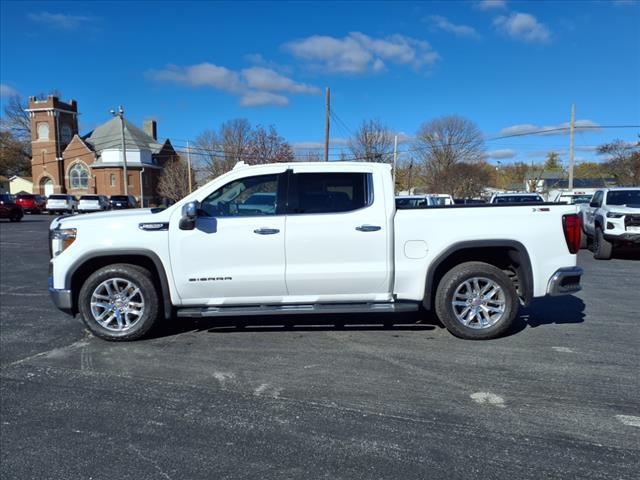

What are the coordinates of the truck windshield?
(606, 190, 640, 206)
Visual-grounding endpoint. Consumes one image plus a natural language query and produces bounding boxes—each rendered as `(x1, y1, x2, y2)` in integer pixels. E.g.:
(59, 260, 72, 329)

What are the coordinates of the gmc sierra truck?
(48, 162, 584, 341)
(580, 187, 640, 259)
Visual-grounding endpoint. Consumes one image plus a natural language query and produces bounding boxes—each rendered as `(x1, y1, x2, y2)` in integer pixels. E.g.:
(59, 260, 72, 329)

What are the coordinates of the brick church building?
(28, 95, 178, 206)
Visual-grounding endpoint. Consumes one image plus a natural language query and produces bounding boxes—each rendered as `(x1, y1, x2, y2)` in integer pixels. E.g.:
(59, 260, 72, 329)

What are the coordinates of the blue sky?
(1, 0, 639, 164)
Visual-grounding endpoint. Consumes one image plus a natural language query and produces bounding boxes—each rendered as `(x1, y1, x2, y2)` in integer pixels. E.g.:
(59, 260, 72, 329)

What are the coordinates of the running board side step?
(176, 302, 420, 318)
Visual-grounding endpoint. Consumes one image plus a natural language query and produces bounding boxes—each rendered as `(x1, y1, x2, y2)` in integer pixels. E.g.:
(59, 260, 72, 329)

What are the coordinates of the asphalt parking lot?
(1, 215, 638, 480)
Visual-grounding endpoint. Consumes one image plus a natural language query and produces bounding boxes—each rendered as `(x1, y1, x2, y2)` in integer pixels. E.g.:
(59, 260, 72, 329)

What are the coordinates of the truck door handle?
(356, 225, 381, 232)
(254, 227, 280, 235)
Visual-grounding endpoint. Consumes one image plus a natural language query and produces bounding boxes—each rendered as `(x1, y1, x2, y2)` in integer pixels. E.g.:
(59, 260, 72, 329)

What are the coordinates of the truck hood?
(50, 208, 172, 230)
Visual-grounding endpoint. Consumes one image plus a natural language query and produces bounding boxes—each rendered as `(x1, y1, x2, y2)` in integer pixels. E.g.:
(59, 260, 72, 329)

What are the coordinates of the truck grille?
(625, 215, 640, 227)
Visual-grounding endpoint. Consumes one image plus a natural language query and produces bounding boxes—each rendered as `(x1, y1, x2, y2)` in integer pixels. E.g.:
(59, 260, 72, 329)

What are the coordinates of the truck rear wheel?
(78, 263, 160, 341)
(434, 262, 519, 340)
(593, 227, 613, 260)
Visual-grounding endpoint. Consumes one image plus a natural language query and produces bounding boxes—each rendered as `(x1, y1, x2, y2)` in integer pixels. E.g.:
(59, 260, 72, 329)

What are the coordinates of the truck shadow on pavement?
(516, 295, 586, 331)
(153, 312, 439, 338)
(151, 295, 586, 339)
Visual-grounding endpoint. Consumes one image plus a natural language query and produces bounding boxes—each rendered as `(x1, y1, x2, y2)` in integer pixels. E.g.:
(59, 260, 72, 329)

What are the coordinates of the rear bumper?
(48, 277, 73, 315)
(547, 266, 584, 296)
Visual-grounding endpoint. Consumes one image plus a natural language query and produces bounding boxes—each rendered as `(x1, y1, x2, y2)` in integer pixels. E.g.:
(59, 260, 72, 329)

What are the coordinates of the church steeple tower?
(27, 95, 78, 195)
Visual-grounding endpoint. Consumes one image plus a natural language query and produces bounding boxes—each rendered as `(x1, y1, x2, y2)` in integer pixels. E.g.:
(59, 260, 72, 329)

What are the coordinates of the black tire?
(593, 227, 613, 260)
(78, 263, 161, 341)
(9, 211, 22, 222)
(579, 229, 587, 249)
(434, 261, 519, 340)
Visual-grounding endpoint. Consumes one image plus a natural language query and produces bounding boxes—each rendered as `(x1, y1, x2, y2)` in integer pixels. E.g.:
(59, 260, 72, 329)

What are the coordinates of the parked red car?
(0, 194, 24, 222)
(15, 194, 46, 214)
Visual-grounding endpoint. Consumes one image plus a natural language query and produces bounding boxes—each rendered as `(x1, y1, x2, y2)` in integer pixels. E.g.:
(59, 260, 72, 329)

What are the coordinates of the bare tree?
(221, 118, 252, 163)
(1, 95, 31, 144)
(449, 162, 494, 198)
(598, 138, 640, 186)
(157, 156, 194, 202)
(414, 115, 486, 193)
(297, 151, 323, 162)
(0, 130, 30, 176)
(246, 125, 294, 164)
(348, 119, 394, 162)
(194, 119, 253, 181)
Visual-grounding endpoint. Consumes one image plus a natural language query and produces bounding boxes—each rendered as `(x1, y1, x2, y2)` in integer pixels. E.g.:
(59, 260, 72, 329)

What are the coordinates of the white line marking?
(470, 392, 506, 408)
(616, 415, 640, 427)
(212, 372, 234, 382)
(552, 346, 575, 353)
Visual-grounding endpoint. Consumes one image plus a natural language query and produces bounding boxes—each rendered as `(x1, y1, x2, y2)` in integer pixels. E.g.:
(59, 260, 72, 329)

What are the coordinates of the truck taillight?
(562, 214, 582, 254)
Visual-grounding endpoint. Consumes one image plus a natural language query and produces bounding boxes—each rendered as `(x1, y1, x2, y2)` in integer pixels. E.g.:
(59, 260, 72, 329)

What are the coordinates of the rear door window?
(287, 172, 372, 214)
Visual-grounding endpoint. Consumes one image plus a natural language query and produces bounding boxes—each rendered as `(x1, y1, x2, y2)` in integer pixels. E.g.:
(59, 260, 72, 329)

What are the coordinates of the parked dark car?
(15, 194, 46, 214)
(0, 194, 24, 222)
(109, 195, 138, 209)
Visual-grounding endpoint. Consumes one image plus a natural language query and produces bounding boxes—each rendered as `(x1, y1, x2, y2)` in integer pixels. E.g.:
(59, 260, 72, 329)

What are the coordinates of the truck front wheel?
(78, 263, 160, 341)
(434, 262, 519, 340)
(593, 227, 613, 260)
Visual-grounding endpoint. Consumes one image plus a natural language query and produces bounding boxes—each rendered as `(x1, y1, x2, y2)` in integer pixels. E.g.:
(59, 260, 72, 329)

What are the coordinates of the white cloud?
(27, 12, 96, 30)
(500, 120, 601, 137)
(428, 15, 480, 38)
(240, 91, 289, 107)
(148, 62, 319, 107)
(499, 124, 539, 136)
(150, 63, 243, 92)
(488, 149, 517, 159)
(241, 67, 319, 94)
(0, 84, 18, 97)
(494, 12, 551, 43)
(284, 32, 439, 74)
(476, 0, 507, 10)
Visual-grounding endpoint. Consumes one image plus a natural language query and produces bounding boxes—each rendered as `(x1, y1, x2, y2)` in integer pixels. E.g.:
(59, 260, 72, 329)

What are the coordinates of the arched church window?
(70, 163, 89, 189)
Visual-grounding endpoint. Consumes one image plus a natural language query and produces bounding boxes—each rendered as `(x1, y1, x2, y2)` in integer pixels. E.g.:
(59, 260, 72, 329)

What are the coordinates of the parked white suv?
(48, 162, 583, 342)
(78, 195, 110, 213)
(581, 187, 640, 259)
(46, 194, 77, 214)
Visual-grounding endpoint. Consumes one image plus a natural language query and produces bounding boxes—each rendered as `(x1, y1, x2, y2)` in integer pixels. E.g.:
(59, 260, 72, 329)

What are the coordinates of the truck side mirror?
(589, 201, 599, 208)
(179, 201, 200, 230)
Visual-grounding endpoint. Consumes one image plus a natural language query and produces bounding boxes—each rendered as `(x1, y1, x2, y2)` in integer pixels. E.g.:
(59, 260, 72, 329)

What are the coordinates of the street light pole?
(111, 106, 128, 196)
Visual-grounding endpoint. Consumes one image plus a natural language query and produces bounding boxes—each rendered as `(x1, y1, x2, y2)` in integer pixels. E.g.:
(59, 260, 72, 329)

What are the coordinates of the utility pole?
(324, 87, 330, 162)
(186, 140, 193, 194)
(568, 103, 576, 190)
(111, 106, 129, 196)
(392, 135, 398, 191)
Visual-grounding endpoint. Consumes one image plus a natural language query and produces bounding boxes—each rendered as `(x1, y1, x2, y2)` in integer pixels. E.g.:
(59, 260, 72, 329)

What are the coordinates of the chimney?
(144, 120, 157, 141)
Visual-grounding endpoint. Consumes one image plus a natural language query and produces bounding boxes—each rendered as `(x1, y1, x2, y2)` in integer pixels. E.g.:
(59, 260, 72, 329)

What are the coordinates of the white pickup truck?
(580, 187, 640, 259)
(48, 162, 584, 341)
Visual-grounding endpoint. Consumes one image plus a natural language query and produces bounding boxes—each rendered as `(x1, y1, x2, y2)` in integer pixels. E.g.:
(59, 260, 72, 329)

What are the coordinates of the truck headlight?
(606, 212, 624, 218)
(51, 228, 77, 257)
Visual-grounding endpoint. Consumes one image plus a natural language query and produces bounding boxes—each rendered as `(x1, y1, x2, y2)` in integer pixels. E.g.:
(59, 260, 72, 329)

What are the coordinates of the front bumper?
(605, 232, 640, 244)
(547, 266, 583, 296)
(48, 277, 73, 315)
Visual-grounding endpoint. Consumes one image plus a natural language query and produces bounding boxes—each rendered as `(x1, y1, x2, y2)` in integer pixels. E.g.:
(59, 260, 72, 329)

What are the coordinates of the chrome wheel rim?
(451, 277, 506, 329)
(90, 277, 144, 332)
